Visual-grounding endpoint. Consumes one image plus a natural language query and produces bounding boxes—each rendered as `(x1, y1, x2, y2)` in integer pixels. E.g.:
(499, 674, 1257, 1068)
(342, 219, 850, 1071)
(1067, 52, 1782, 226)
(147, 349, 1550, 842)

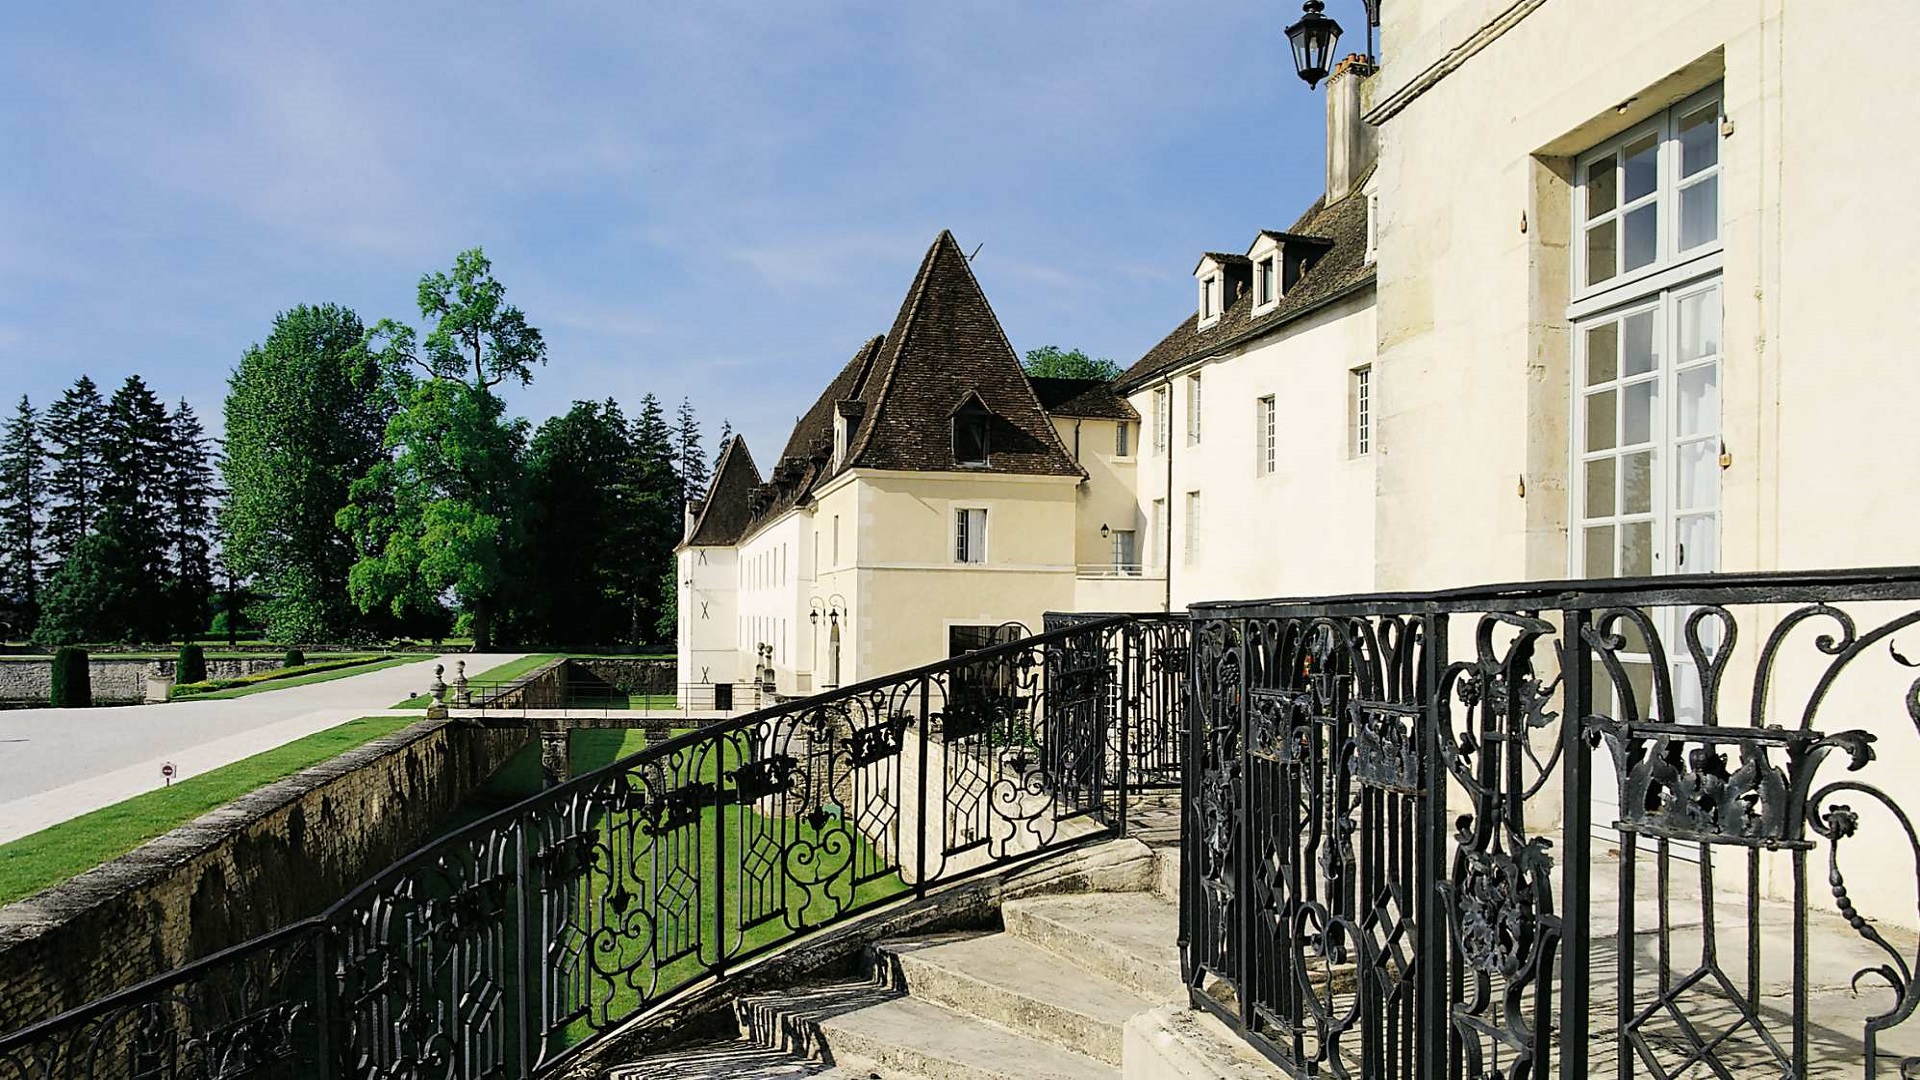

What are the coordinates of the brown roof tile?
(1028, 377, 1140, 421)
(682, 435, 761, 547)
(1120, 174, 1377, 394)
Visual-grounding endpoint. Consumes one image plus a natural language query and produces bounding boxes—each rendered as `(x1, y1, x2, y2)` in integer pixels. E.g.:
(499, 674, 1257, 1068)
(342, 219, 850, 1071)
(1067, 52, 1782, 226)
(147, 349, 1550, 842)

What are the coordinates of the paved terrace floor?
(0, 653, 523, 843)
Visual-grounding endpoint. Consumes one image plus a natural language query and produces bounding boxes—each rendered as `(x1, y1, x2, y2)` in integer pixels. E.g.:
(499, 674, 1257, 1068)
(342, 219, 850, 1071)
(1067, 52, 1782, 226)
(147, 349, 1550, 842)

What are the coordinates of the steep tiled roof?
(844, 231, 1081, 478)
(1119, 173, 1377, 394)
(707, 231, 1084, 547)
(682, 435, 761, 547)
(1028, 377, 1140, 421)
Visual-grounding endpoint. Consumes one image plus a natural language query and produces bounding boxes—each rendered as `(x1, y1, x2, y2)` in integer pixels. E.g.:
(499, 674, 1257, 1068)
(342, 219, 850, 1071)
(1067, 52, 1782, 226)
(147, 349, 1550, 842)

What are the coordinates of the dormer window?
(832, 413, 849, 468)
(953, 396, 992, 465)
(1199, 274, 1222, 324)
(1255, 255, 1278, 307)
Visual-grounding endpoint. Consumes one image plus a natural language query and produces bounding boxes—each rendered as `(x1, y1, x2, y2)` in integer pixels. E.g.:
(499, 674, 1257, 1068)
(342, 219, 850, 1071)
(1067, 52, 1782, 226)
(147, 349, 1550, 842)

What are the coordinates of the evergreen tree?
(43, 376, 106, 559)
(0, 396, 46, 636)
(624, 394, 681, 644)
(716, 417, 734, 460)
(221, 303, 392, 644)
(34, 508, 148, 645)
(674, 397, 707, 504)
(164, 399, 216, 638)
(94, 376, 172, 641)
(511, 400, 637, 644)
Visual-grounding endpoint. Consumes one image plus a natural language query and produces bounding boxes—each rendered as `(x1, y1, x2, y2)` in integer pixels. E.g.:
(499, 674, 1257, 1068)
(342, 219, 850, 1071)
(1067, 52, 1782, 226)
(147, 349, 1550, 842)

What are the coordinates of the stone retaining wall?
(0, 657, 285, 704)
(570, 658, 675, 695)
(0, 718, 529, 1030)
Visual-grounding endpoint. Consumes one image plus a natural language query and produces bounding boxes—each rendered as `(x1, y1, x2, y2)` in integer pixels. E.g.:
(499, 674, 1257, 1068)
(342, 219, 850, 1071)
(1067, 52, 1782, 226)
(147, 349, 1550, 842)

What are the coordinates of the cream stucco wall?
(1129, 289, 1379, 611)
(1371, 0, 1920, 923)
(675, 545, 739, 691)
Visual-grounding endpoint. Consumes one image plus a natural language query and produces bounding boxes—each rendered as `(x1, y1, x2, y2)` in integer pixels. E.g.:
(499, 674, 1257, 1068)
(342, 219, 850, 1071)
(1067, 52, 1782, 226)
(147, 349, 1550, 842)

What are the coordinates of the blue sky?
(0, 2, 1333, 461)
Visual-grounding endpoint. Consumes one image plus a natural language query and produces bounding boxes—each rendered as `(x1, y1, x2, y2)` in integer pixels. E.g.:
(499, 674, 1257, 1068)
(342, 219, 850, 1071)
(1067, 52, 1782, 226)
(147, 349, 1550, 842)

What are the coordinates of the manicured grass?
(392, 653, 564, 708)
(0, 715, 419, 906)
(175, 655, 431, 700)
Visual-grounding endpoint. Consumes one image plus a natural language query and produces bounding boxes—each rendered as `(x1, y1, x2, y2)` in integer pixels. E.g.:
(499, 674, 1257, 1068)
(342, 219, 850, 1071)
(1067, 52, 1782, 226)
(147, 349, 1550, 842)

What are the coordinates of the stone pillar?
(540, 727, 571, 787)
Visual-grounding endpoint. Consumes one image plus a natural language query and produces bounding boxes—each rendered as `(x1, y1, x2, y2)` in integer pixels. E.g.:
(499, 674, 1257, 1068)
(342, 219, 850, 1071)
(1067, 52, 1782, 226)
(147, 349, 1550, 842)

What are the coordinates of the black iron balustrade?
(1183, 567, 1920, 1079)
(0, 614, 1186, 1080)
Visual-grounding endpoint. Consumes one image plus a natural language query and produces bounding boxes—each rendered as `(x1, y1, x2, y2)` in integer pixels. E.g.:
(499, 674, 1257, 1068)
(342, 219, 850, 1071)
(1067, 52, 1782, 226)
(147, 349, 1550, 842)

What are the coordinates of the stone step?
(605, 1040, 883, 1079)
(1000, 892, 1185, 1004)
(1151, 845, 1179, 905)
(879, 932, 1154, 1064)
(815, 993, 1117, 1080)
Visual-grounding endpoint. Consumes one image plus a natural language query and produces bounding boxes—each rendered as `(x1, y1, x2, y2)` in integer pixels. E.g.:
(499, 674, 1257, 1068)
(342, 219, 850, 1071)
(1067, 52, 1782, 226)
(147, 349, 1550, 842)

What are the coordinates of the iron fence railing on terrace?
(0, 615, 1188, 1080)
(445, 679, 764, 716)
(1184, 567, 1920, 1079)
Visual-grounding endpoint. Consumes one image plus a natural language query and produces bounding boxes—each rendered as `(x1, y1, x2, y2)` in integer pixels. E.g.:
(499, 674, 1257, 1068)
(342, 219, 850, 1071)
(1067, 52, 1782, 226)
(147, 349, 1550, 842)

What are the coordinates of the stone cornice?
(1365, 0, 1552, 125)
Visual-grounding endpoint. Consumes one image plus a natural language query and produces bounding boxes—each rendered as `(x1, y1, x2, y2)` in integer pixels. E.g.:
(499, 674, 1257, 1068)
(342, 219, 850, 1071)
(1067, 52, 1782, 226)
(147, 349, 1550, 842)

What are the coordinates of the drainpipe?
(1162, 374, 1176, 615)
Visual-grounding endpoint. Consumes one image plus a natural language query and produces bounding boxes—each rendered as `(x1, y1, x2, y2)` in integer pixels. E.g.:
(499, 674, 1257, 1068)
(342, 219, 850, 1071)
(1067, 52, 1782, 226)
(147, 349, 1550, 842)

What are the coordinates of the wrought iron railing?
(1183, 567, 1920, 1079)
(0, 614, 1185, 1079)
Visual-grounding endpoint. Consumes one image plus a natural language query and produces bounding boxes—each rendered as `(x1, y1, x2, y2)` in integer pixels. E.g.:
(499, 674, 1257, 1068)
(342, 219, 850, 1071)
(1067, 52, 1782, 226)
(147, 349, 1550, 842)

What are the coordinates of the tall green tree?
(1022, 345, 1122, 381)
(43, 376, 106, 559)
(0, 397, 46, 636)
(624, 394, 681, 644)
(341, 248, 543, 650)
(34, 508, 149, 646)
(674, 397, 707, 505)
(88, 376, 173, 641)
(511, 400, 638, 644)
(220, 303, 391, 643)
(164, 399, 217, 638)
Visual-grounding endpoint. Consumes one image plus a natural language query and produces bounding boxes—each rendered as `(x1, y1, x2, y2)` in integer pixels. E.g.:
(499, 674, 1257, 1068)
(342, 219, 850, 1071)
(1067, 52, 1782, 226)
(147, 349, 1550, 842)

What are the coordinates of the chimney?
(683, 498, 704, 543)
(1325, 54, 1378, 203)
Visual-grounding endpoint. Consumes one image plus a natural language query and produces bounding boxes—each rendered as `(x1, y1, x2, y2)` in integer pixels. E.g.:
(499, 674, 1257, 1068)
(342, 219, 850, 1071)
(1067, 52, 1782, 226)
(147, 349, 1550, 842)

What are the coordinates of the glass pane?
(1677, 365, 1719, 437)
(1624, 132, 1659, 201)
(1584, 525, 1616, 578)
(1624, 204, 1658, 271)
(1680, 178, 1718, 251)
(1585, 322, 1618, 385)
(1584, 457, 1616, 518)
(1679, 102, 1719, 177)
(1676, 440, 1717, 511)
(1586, 221, 1617, 286)
(1623, 381, 1657, 445)
(1585, 390, 1617, 452)
(1586, 154, 1618, 216)
(1676, 512, 1719, 574)
(1622, 450, 1653, 514)
(1677, 289, 1720, 362)
(1620, 520, 1654, 576)
(1624, 309, 1658, 375)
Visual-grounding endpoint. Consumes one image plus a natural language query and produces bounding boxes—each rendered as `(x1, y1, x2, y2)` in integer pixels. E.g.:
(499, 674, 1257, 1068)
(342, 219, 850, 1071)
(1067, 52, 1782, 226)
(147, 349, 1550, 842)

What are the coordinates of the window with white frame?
(1111, 529, 1137, 574)
(1351, 366, 1372, 456)
(1186, 374, 1202, 445)
(1115, 421, 1131, 457)
(1576, 86, 1722, 297)
(1153, 388, 1169, 453)
(1183, 491, 1201, 565)
(1150, 498, 1165, 568)
(954, 507, 987, 564)
(1199, 274, 1222, 323)
(1257, 395, 1277, 475)
(1255, 256, 1278, 307)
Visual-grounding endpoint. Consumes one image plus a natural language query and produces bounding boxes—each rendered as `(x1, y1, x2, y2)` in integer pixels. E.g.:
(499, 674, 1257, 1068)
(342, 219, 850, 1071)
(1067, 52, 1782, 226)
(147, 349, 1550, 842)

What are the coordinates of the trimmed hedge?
(170, 655, 383, 699)
(283, 648, 306, 668)
(176, 644, 207, 685)
(50, 648, 91, 708)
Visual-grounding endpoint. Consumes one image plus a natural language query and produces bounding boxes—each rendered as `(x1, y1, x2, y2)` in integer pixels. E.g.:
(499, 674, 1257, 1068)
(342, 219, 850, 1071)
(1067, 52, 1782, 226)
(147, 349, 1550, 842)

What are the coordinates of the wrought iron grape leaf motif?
(1453, 834, 1554, 977)
(1588, 723, 1875, 846)
(642, 781, 716, 836)
(730, 753, 800, 801)
(1351, 706, 1421, 792)
(847, 714, 912, 766)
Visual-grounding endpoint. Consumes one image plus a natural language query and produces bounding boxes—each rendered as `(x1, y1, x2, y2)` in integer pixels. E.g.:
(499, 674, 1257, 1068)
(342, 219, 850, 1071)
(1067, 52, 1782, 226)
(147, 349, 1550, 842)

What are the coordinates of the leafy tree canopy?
(1022, 345, 1122, 381)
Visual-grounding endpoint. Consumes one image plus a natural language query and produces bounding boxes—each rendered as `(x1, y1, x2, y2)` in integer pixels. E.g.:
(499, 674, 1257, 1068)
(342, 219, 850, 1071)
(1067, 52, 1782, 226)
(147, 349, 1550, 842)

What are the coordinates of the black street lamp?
(1286, 1, 1343, 89)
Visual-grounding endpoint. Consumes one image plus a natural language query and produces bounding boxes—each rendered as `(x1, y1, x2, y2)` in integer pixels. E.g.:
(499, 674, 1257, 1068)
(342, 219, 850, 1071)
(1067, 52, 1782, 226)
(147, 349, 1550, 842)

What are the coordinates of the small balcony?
(1076, 562, 1167, 613)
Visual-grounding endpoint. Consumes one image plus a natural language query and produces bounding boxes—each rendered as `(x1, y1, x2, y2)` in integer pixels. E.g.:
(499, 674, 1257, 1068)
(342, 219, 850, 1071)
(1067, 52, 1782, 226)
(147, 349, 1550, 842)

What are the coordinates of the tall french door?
(1573, 275, 1723, 839)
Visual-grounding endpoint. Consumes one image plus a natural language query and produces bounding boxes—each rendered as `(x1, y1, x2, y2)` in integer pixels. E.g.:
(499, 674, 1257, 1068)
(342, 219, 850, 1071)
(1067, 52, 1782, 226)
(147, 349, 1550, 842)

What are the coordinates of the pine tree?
(96, 376, 172, 641)
(674, 397, 707, 504)
(43, 376, 106, 559)
(625, 394, 681, 643)
(0, 396, 47, 636)
(164, 399, 216, 638)
(716, 418, 735, 463)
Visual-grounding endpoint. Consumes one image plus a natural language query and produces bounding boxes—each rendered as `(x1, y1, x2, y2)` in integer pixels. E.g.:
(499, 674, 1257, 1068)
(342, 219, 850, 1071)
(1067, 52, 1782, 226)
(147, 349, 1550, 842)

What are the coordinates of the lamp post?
(809, 595, 846, 689)
(1286, 0, 1380, 89)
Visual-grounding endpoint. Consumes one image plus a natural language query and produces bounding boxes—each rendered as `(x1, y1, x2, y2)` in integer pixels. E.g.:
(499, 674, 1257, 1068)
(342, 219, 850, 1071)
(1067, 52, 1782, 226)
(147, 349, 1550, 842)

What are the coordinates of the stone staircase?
(610, 851, 1183, 1079)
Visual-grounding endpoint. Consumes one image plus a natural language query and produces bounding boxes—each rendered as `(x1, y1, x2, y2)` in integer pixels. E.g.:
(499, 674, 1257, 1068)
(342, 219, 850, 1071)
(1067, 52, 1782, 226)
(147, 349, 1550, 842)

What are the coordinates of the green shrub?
(176, 644, 207, 685)
(283, 648, 306, 668)
(50, 647, 91, 708)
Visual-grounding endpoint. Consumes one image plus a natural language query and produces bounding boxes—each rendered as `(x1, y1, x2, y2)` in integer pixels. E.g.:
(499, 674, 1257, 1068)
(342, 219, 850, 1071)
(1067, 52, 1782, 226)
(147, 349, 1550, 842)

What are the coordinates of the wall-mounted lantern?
(1286, 0, 1381, 89)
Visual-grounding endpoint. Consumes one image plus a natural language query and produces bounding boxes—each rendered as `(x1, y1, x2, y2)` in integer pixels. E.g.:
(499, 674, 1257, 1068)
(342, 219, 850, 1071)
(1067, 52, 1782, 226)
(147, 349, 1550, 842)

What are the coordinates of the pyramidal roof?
(682, 434, 761, 547)
(843, 231, 1081, 477)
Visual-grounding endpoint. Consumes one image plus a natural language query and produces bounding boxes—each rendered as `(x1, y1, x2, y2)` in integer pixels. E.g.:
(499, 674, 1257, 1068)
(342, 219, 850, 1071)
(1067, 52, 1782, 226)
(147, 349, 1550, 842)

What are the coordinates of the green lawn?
(392, 652, 565, 708)
(173, 655, 431, 700)
(0, 715, 419, 906)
